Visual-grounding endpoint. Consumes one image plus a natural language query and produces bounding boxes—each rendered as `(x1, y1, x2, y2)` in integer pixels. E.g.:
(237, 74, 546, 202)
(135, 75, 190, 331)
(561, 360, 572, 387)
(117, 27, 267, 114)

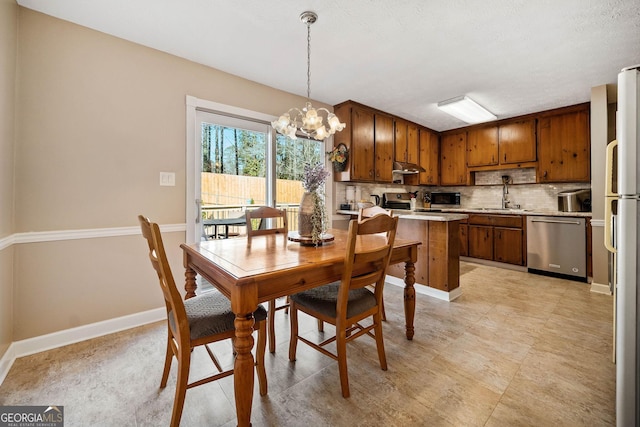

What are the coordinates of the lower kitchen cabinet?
(465, 214, 526, 266)
(468, 225, 493, 260)
(494, 227, 523, 265)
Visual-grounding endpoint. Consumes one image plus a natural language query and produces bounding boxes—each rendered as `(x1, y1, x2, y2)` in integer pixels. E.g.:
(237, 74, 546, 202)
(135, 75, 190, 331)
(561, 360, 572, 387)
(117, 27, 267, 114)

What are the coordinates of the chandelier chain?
(306, 20, 311, 100)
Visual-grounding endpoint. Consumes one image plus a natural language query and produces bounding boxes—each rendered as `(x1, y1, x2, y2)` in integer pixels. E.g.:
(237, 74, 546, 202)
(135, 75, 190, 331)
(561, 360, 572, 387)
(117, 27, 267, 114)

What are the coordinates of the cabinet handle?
(504, 153, 507, 162)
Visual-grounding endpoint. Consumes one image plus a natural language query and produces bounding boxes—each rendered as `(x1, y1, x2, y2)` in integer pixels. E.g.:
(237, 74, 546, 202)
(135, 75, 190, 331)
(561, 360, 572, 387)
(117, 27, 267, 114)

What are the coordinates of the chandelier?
(271, 11, 345, 141)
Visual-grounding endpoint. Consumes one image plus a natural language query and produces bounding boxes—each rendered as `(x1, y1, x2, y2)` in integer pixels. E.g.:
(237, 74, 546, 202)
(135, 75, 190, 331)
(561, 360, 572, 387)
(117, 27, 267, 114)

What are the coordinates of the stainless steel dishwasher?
(526, 216, 587, 282)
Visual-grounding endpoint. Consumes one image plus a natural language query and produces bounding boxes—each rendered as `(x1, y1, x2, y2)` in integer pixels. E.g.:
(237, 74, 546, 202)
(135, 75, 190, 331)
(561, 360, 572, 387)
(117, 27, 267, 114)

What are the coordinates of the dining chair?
(357, 205, 392, 221)
(357, 206, 394, 321)
(138, 215, 268, 427)
(288, 213, 399, 398)
(245, 206, 289, 353)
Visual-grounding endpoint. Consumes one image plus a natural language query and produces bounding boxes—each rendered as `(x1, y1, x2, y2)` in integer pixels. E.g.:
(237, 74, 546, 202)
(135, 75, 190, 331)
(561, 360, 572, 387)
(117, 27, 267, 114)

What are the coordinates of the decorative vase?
(298, 191, 316, 237)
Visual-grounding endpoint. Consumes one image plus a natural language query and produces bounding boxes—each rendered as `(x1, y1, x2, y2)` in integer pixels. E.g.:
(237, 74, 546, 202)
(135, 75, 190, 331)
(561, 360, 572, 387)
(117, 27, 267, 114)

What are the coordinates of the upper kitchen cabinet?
(467, 126, 499, 167)
(537, 104, 590, 183)
(440, 131, 468, 185)
(332, 100, 393, 183)
(417, 127, 439, 185)
(351, 105, 376, 181)
(374, 113, 395, 182)
(466, 119, 537, 170)
(394, 119, 419, 165)
(499, 119, 536, 164)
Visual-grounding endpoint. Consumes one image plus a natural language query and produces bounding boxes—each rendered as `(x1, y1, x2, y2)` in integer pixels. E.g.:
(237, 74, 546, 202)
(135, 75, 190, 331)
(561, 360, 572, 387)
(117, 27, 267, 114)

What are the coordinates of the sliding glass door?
(189, 104, 325, 243)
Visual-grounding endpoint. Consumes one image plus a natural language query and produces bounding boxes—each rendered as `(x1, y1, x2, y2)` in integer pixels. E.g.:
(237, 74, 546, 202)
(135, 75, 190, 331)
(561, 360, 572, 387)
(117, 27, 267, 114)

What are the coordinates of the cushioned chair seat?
(289, 282, 376, 319)
(170, 292, 267, 340)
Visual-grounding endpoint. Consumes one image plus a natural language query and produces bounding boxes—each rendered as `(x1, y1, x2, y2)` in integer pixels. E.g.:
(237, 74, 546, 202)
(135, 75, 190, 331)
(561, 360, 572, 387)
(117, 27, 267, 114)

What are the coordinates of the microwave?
(429, 192, 460, 206)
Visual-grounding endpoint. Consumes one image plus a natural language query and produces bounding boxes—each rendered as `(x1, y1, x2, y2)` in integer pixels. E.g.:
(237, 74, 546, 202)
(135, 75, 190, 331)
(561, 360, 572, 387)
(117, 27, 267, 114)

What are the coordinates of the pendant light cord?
(306, 20, 311, 101)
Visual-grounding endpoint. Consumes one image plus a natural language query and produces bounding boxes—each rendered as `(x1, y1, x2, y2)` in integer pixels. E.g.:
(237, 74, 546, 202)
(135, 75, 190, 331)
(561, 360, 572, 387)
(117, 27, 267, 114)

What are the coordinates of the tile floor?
(0, 262, 615, 426)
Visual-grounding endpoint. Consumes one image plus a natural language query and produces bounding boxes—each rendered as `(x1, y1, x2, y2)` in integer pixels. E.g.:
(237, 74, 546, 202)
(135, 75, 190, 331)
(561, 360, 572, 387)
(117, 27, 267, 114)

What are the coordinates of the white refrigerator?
(605, 65, 640, 427)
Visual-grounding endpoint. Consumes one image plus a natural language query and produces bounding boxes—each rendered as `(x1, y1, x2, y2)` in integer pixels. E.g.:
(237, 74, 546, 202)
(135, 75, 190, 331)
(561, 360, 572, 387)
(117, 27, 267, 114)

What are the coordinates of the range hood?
(392, 161, 425, 174)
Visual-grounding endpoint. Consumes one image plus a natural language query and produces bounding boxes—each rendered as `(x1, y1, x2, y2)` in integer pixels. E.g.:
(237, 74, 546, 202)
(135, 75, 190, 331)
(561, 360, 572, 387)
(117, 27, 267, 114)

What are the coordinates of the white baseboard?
(590, 281, 613, 295)
(386, 276, 462, 302)
(0, 307, 165, 386)
(0, 342, 17, 386)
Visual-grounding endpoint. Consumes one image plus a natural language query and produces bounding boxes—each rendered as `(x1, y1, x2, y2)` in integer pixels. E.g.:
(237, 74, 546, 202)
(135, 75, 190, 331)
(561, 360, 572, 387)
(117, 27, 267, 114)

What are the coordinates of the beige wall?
(0, 0, 18, 356)
(10, 8, 326, 341)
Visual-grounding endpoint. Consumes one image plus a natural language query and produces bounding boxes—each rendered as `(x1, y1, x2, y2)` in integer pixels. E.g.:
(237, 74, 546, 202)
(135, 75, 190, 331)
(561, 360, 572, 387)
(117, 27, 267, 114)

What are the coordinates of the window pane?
(201, 123, 267, 206)
(275, 134, 324, 205)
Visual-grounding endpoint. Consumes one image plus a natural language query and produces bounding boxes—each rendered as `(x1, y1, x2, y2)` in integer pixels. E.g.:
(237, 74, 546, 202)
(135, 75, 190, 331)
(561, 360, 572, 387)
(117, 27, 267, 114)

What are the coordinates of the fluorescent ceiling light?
(437, 95, 497, 124)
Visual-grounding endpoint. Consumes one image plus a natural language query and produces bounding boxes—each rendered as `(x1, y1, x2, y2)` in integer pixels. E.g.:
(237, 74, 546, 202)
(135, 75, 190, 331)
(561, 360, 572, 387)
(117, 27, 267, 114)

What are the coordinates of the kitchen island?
(337, 210, 468, 301)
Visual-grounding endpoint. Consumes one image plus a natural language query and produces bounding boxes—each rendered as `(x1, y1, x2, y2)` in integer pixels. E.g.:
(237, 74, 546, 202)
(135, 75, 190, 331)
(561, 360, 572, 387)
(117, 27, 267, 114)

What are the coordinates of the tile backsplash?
(333, 168, 590, 212)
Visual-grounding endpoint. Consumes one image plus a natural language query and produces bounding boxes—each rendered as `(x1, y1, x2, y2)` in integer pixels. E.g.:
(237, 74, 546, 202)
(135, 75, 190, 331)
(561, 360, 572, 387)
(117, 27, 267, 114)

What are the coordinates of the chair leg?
(288, 302, 299, 362)
(160, 330, 173, 388)
(336, 325, 350, 398)
(317, 319, 324, 332)
(170, 346, 191, 427)
(380, 294, 387, 321)
(268, 299, 277, 353)
(256, 320, 268, 396)
(373, 312, 387, 371)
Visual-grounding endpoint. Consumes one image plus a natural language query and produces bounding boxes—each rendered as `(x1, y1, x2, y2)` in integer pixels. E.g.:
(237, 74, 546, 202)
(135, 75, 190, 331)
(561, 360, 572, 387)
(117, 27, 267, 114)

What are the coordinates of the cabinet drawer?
(468, 214, 523, 228)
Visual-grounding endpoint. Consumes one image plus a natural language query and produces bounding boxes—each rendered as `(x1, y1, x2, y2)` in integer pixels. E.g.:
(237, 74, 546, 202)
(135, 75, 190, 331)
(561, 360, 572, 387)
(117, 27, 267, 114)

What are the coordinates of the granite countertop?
(441, 208, 592, 217)
(336, 208, 592, 218)
(335, 209, 468, 222)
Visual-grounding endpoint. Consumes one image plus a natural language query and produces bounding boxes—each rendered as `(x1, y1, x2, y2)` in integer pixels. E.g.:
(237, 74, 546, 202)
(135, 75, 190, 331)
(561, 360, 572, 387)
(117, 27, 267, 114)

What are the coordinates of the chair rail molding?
(0, 223, 186, 247)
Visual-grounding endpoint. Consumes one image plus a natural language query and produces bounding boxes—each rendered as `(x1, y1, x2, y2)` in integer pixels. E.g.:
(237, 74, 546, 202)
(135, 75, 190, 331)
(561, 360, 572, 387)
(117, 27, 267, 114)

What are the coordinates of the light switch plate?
(159, 172, 175, 186)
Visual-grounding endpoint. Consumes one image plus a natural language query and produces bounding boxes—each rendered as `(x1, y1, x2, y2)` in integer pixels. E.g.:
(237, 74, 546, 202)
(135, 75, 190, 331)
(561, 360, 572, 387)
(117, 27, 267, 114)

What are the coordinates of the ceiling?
(16, 0, 640, 131)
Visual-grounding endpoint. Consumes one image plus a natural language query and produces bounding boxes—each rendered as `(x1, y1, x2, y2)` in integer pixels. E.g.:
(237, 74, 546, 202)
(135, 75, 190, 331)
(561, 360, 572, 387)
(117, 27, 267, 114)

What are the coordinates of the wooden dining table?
(180, 228, 420, 427)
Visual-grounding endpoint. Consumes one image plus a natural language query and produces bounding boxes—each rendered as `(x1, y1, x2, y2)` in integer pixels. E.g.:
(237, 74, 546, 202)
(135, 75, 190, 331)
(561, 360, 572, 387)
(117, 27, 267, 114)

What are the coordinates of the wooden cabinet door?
(375, 113, 394, 182)
(394, 119, 419, 164)
(537, 109, 590, 182)
(440, 131, 467, 185)
(351, 106, 375, 181)
(468, 225, 493, 260)
(494, 227, 523, 265)
(419, 128, 439, 185)
(406, 122, 419, 164)
(499, 119, 536, 164)
(459, 223, 468, 257)
(467, 126, 498, 167)
(394, 119, 407, 162)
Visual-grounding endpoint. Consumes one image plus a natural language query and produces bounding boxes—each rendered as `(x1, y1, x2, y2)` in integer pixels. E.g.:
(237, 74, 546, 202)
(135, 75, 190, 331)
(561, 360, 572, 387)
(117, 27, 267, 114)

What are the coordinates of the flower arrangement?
(299, 163, 330, 244)
(326, 143, 348, 171)
(301, 162, 330, 193)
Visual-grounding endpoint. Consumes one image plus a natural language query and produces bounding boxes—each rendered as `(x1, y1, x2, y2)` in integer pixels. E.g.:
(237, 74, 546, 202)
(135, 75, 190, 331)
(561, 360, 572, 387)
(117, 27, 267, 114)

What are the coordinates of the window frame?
(185, 95, 333, 244)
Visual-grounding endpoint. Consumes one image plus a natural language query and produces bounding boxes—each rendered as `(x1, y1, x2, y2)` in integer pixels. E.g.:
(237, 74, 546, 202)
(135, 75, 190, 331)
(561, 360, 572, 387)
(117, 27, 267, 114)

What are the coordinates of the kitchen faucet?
(501, 175, 510, 209)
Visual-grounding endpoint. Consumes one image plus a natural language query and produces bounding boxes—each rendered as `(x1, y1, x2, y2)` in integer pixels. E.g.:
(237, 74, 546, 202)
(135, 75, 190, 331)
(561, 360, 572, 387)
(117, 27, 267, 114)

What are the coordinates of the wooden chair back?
(339, 214, 398, 312)
(358, 206, 393, 221)
(138, 215, 189, 348)
(245, 206, 288, 240)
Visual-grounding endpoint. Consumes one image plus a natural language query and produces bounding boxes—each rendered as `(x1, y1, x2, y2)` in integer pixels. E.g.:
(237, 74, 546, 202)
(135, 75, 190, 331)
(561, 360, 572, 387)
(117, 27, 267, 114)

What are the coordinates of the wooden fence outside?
(200, 173, 307, 236)
(201, 173, 305, 206)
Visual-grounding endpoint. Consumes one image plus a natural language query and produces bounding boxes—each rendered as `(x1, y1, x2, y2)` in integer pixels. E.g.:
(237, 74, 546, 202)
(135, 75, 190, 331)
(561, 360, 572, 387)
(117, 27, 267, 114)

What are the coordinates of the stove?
(382, 192, 412, 210)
